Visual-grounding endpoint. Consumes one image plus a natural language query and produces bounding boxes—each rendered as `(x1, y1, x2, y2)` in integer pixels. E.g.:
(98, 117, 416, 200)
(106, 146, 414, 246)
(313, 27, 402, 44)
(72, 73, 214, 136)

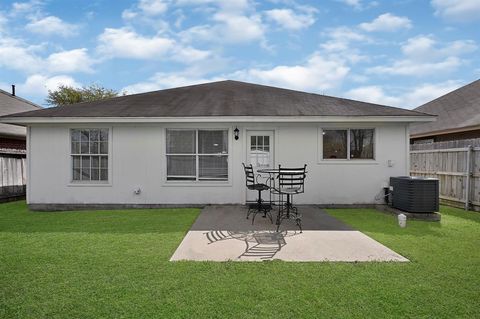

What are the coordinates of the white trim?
(2, 115, 436, 124)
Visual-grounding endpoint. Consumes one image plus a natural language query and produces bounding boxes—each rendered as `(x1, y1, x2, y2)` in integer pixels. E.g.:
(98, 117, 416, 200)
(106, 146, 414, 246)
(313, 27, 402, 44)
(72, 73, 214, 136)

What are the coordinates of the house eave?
(1, 115, 437, 125)
(410, 124, 480, 139)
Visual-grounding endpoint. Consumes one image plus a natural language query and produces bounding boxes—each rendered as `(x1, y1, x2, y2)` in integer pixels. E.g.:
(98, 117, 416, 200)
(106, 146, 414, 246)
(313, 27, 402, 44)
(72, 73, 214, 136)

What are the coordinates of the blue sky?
(0, 0, 479, 108)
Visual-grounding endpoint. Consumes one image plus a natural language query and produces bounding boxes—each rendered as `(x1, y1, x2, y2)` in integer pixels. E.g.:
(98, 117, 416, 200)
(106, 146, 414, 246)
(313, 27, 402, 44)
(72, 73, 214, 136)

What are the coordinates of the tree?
(46, 84, 119, 107)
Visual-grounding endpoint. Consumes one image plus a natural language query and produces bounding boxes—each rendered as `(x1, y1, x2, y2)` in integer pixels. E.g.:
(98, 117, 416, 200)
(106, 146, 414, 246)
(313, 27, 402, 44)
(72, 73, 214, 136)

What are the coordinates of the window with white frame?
(166, 129, 228, 181)
(71, 129, 109, 181)
(322, 128, 374, 160)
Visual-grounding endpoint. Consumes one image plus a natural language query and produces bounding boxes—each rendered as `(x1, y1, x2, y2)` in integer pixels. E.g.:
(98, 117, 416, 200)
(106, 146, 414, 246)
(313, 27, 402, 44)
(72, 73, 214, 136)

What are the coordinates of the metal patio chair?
(242, 163, 273, 224)
(274, 164, 307, 232)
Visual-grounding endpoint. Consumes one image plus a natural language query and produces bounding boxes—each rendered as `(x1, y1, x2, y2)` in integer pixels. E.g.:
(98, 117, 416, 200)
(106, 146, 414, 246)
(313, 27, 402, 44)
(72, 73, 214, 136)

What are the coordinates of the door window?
(250, 135, 272, 168)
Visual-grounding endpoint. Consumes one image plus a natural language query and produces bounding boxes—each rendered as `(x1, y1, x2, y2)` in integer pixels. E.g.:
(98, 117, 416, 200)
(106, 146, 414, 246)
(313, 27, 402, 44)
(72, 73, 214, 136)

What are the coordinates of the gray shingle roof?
(410, 79, 480, 137)
(0, 89, 41, 137)
(3, 80, 429, 119)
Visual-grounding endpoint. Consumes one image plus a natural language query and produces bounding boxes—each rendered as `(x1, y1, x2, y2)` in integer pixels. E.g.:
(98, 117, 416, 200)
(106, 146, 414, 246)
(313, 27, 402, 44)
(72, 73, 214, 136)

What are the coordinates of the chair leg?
(257, 190, 267, 218)
(249, 189, 271, 225)
(251, 209, 257, 225)
(296, 217, 302, 233)
(291, 196, 302, 233)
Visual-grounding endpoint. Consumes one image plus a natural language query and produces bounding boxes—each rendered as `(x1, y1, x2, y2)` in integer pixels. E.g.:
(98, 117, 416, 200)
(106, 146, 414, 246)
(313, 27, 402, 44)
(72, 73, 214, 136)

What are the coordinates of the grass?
(0, 201, 479, 318)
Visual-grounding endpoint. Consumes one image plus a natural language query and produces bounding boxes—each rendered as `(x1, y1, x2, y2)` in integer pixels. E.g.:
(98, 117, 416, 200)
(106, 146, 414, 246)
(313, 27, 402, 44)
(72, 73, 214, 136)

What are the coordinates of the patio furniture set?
(242, 163, 307, 232)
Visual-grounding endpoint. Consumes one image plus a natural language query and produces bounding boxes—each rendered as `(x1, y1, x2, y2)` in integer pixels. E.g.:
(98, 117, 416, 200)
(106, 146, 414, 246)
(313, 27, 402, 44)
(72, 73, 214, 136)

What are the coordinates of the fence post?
(465, 145, 472, 211)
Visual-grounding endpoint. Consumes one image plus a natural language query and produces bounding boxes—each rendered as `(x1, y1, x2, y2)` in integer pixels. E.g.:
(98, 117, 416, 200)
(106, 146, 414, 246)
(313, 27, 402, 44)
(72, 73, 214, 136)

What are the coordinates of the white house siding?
(27, 122, 409, 206)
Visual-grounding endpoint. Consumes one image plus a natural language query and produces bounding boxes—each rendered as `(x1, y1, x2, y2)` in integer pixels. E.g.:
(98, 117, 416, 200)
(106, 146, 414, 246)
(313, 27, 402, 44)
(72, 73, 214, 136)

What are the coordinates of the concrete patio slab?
(171, 205, 408, 262)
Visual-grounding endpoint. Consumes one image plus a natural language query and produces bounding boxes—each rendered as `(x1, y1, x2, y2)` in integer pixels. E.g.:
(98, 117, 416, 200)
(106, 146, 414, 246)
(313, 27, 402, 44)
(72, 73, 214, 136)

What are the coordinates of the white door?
(246, 130, 274, 201)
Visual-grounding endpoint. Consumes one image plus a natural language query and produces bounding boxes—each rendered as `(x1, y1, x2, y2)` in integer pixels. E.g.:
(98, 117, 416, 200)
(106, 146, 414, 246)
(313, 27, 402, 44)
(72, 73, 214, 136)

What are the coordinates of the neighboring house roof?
(410, 79, 480, 138)
(0, 88, 41, 138)
(1, 80, 432, 123)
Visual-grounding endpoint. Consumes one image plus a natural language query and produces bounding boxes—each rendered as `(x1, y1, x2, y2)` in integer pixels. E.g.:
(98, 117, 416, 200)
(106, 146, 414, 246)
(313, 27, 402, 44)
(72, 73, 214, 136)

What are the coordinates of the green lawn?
(1, 201, 479, 318)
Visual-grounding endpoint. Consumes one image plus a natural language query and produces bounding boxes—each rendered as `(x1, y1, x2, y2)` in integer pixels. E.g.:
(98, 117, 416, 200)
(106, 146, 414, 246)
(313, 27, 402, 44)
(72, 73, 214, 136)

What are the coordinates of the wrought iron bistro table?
(257, 168, 306, 232)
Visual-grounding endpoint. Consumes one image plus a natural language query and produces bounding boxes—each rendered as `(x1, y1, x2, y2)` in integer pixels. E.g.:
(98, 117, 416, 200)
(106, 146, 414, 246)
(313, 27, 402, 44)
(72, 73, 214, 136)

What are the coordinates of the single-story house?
(410, 79, 480, 143)
(0, 80, 434, 210)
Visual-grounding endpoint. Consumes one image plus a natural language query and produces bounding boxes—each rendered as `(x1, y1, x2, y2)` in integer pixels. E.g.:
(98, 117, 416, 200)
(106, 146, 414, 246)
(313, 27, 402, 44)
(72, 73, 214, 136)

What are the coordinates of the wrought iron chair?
(274, 164, 307, 232)
(242, 163, 272, 224)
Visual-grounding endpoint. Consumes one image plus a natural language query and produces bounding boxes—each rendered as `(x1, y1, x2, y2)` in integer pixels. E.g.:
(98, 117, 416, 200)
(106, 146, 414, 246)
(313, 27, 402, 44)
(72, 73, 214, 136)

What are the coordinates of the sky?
(0, 0, 479, 108)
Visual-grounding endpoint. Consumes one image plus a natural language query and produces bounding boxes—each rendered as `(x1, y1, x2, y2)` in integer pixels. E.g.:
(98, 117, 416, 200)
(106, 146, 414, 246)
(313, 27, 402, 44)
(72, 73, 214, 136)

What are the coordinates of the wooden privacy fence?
(0, 155, 27, 200)
(410, 139, 480, 211)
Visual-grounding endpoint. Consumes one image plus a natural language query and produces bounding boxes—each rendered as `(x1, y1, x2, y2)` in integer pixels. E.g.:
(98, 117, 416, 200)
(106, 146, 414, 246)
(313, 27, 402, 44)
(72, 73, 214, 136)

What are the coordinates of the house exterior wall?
(27, 122, 409, 207)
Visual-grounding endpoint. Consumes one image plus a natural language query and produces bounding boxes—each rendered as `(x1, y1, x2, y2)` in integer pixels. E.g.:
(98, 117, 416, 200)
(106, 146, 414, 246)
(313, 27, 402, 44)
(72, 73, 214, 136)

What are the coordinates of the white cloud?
(345, 85, 401, 106)
(402, 35, 477, 60)
(345, 80, 463, 108)
(328, 27, 367, 42)
(0, 38, 43, 73)
(359, 13, 412, 32)
(25, 16, 78, 37)
(0, 36, 95, 74)
(180, 13, 265, 44)
(339, 0, 378, 10)
(171, 46, 211, 62)
(231, 53, 350, 92)
(178, 0, 265, 45)
(0, 12, 6, 22)
(320, 27, 369, 63)
(431, 0, 480, 22)
(121, 9, 138, 20)
(404, 80, 463, 107)
(0, 12, 8, 33)
(124, 50, 350, 95)
(138, 0, 168, 15)
(10, 0, 43, 15)
(97, 27, 211, 63)
(368, 36, 477, 76)
(341, 0, 362, 9)
(97, 27, 175, 59)
(368, 57, 462, 76)
(401, 35, 436, 59)
(46, 48, 94, 73)
(215, 12, 264, 43)
(121, 0, 170, 28)
(19, 74, 81, 96)
(265, 8, 315, 30)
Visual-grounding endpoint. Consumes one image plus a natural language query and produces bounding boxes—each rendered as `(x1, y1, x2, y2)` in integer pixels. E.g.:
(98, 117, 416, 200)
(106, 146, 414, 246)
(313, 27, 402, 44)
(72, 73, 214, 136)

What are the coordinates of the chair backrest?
(242, 163, 255, 187)
(278, 164, 307, 193)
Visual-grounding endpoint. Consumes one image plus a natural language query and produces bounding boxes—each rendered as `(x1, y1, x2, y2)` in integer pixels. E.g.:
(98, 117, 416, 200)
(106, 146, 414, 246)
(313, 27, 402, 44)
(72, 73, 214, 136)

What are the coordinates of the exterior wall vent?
(390, 176, 439, 213)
